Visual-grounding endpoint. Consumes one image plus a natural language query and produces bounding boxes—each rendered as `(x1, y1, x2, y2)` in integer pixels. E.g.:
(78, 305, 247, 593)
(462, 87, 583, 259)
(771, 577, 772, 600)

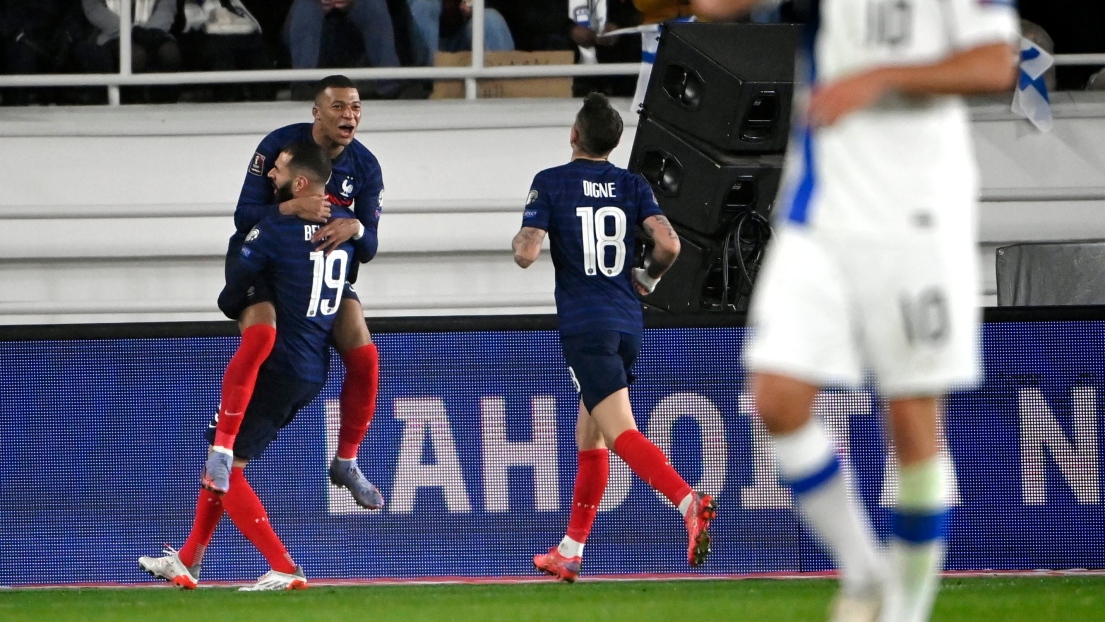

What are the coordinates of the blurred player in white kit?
(692, 0, 1018, 620)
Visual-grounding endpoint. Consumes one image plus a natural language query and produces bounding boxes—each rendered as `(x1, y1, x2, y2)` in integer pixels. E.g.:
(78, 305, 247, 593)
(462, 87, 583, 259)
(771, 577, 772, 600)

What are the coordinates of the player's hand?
(807, 69, 890, 127)
(280, 194, 331, 223)
(312, 217, 361, 255)
(633, 268, 660, 296)
(571, 24, 597, 48)
(596, 22, 619, 46)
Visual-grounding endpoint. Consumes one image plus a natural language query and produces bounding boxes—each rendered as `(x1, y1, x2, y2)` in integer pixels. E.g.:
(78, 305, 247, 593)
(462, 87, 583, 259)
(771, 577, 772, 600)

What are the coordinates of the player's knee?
(752, 373, 818, 434)
(334, 300, 371, 353)
(238, 302, 277, 331)
(575, 424, 607, 450)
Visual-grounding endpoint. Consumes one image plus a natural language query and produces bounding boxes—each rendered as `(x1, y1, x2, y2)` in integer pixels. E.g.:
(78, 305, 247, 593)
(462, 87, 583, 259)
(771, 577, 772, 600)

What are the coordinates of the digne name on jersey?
(582, 181, 617, 199)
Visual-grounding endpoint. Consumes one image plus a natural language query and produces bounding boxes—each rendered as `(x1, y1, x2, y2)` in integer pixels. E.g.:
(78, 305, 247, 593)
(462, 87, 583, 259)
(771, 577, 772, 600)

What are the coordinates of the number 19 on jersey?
(307, 250, 348, 317)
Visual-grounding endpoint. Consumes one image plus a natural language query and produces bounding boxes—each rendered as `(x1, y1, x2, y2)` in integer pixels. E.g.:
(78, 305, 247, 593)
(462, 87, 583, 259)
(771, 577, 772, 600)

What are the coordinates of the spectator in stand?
(284, 0, 404, 98)
(406, 0, 513, 66)
(177, 0, 275, 101)
(2, 0, 91, 105)
(628, 0, 695, 111)
(79, 0, 182, 101)
(439, 0, 514, 52)
(80, 0, 182, 72)
(569, 0, 643, 97)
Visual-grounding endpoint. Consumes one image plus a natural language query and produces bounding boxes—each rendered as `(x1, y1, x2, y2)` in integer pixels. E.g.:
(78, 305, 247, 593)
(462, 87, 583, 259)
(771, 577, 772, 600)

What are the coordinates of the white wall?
(0, 94, 1103, 325)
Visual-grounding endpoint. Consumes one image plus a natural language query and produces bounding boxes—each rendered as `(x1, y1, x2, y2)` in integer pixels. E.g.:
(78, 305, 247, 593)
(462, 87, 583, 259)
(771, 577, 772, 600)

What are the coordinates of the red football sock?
(565, 449, 609, 544)
(214, 325, 276, 450)
(336, 343, 379, 460)
(221, 467, 297, 574)
(612, 430, 693, 508)
(178, 488, 224, 567)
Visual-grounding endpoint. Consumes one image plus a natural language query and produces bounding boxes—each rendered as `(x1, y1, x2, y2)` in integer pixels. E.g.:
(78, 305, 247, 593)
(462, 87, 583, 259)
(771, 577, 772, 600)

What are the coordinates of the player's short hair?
(282, 142, 332, 186)
(575, 93, 623, 157)
(315, 74, 358, 99)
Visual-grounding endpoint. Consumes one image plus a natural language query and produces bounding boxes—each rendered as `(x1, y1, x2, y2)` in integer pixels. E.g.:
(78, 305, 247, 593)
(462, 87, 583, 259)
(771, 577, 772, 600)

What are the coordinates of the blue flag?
(1012, 37, 1054, 132)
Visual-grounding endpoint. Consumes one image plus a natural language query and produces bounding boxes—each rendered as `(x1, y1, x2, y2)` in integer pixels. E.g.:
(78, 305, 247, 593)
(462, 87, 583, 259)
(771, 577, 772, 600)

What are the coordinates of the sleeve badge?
(249, 152, 266, 176)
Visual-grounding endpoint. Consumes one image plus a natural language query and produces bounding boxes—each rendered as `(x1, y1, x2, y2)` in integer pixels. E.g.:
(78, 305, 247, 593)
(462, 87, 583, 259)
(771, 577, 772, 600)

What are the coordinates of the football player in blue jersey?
(140, 142, 358, 591)
(513, 93, 716, 582)
(207, 75, 384, 511)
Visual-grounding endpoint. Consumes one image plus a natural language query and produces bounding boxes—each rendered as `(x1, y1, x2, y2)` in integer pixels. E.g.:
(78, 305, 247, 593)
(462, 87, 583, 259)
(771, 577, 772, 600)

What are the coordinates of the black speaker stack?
(629, 22, 799, 314)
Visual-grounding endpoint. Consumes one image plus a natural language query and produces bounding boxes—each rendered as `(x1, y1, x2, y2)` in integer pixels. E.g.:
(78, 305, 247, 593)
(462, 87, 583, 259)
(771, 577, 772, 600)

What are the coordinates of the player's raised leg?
(534, 401, 609, 582)
(885, 396, 947, 622)
(329, 296, 384, 509)
(589, 387, 716, 566)
(753, 373, 885, 620)
(204, 302, 277, 494)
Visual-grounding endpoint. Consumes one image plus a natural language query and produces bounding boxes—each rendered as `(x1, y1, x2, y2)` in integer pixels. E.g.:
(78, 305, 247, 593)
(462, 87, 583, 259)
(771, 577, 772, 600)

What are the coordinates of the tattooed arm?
(633, 214, 681, 296)
(642, 215, 681, 278)
(512, 226, 547, 268)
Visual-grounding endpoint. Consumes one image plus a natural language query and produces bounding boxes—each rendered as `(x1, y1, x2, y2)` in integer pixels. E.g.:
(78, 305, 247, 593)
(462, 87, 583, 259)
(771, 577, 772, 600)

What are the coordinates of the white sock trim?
(212, 446, 234, 456)
(677, 493, 694, 517)
(558, 536, 584, 558)
(771, 418, 836, 482)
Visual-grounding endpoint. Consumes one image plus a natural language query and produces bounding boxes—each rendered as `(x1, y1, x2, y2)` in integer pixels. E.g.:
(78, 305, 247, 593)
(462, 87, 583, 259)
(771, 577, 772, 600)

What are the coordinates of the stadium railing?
(0, 0, 1102, 105)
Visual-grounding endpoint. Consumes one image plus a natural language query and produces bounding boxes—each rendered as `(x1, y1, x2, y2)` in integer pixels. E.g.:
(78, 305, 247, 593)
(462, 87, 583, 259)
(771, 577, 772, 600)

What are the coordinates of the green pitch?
(2, 577, 1102, 622)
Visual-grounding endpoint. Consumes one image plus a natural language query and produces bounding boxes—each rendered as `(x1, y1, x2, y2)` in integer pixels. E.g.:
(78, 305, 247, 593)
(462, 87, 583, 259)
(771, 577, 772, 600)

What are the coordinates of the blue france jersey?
(522, 159, 663, 336)
(224, 207, 356, 384)
(232, 123, 383, 281)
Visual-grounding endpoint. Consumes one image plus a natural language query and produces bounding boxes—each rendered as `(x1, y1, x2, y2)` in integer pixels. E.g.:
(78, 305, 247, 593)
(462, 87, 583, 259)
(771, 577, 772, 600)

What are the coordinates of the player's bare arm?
(808, 42, 1018, 127)
(634, 215, 681, 296)
(642, 215, 680, 278)
(279, 193, 331, 223)
(311, 218, 362, 255)
(512, 226, 547, 268)
(689, 0, 764, 21)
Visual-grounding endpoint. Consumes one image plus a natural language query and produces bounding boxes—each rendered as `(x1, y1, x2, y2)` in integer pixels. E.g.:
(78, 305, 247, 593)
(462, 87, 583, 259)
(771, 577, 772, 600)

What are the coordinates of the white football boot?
(238, 566, 308, 591)
(138, 546, 200, 590)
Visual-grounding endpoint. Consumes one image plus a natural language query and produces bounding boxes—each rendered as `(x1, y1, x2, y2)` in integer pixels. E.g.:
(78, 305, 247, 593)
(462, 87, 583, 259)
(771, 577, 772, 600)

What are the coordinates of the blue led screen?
(0, 322, 1102, 586)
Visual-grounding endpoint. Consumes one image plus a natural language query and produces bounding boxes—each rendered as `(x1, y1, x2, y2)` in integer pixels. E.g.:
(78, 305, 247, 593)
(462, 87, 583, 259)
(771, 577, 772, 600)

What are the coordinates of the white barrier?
(0, 0, 1100, 104)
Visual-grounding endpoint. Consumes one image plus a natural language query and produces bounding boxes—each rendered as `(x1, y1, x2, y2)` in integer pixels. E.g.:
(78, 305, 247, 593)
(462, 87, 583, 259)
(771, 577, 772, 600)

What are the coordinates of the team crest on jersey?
(245, 227, 260, 242)
(527, 189, 539, 205)
(249, 152, 265, 176)
(341, 177, 354, 197)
